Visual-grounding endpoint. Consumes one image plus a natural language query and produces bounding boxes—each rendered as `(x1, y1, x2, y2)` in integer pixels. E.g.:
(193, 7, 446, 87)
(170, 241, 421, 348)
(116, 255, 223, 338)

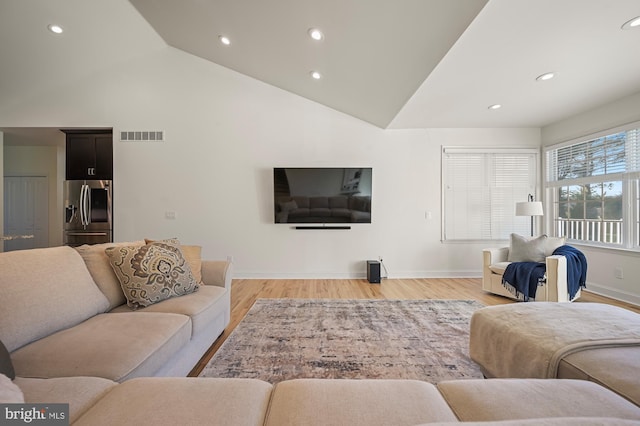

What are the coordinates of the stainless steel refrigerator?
(63, 180, 112, 246)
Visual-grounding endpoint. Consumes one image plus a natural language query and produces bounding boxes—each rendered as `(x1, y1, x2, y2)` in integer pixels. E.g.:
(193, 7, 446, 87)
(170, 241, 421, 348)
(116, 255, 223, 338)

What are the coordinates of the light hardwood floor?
(189, 278, 640, 376)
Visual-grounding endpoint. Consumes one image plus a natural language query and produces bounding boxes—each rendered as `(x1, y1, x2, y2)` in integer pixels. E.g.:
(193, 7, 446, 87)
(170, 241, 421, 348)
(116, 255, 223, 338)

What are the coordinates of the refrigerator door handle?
(80, 183, 90, 226)
(79, 184, 85, 226)
(84, 184, 91, 225)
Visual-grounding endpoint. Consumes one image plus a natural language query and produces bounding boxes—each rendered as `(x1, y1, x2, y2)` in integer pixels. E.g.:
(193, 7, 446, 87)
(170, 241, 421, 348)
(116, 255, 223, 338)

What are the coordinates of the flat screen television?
(273, 167, 372, 224)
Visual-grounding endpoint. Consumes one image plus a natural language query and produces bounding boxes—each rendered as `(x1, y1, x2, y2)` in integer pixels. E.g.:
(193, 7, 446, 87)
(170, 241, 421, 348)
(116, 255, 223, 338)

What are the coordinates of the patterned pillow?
(105, 241, 199, 310)
(144, 238, 204, 284)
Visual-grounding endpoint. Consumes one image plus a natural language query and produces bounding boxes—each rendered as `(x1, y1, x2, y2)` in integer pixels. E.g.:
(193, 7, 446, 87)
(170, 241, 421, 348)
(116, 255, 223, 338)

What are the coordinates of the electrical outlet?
(614, 267, 624, 279)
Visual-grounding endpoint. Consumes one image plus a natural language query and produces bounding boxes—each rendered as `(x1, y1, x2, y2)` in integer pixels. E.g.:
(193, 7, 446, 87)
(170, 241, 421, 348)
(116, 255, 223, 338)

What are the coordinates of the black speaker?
(367, 260, 381, 284)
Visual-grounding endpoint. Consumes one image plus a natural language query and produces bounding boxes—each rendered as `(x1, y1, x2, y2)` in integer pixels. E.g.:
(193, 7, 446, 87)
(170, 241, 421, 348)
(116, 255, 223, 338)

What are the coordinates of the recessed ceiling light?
(48, 24, 63, 34)
(536, 72, 555, 82)
(308, 28, 324, 41)
(621, 16, 640, 30)
(310, 71, 322, 80)
(488, 104, 502, 110)
(219, 35, 231, 45)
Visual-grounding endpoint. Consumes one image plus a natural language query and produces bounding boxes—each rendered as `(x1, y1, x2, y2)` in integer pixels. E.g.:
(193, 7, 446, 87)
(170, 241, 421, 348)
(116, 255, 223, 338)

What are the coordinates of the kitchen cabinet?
(63, 130, 113, 180)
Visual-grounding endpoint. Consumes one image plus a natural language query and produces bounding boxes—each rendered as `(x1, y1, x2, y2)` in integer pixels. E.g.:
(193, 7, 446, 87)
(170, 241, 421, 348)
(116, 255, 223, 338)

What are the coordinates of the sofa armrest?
(483, 247, 509, 266)
(201, 260, 233, 291)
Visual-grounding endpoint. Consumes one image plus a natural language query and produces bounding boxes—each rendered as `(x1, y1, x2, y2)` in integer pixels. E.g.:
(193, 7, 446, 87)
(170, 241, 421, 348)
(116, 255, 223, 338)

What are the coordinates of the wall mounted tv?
(273, 168, 372, 224)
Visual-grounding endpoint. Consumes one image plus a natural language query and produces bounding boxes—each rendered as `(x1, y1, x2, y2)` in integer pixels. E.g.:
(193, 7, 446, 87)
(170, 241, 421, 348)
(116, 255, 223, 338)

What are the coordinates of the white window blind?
(442, 147, 538, 241)
(547, 128, 640, 184)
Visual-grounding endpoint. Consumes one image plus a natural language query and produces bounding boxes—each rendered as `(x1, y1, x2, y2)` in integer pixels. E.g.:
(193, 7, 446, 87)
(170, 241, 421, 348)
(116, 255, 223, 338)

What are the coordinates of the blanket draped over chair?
(502, 245, 587, 301)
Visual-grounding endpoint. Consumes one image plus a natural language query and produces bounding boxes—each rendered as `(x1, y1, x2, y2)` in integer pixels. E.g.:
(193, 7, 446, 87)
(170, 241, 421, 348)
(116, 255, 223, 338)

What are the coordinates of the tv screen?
(274, 168, 372, 224)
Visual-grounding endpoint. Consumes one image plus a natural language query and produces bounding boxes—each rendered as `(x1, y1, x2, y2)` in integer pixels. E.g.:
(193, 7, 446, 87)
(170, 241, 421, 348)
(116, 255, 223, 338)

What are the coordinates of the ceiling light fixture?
(621, 16, 640, 30)
(219, 35, 231, 45)
(310, 71, 322, 80)
(488, 104, 502, 110)
(48, 24, 63, 34)
(536, 72, 555, 82)
(308, 28, 324, 41)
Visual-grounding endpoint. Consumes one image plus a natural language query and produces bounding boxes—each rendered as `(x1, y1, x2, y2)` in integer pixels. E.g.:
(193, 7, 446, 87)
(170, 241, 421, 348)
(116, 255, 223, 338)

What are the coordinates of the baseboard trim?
(583, 282, 640, 307)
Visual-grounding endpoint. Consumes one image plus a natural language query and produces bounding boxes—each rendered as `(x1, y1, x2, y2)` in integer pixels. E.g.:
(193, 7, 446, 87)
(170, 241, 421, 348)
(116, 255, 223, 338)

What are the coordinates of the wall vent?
(120, 131, 164, 142)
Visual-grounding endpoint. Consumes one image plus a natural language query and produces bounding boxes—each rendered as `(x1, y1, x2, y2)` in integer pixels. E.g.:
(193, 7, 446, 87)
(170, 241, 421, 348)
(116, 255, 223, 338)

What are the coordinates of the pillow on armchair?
(508, 233, 548, 263)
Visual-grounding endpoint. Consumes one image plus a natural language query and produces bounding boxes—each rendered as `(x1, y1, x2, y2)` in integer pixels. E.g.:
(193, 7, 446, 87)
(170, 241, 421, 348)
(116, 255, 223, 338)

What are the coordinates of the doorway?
(3, 176, 49, 251)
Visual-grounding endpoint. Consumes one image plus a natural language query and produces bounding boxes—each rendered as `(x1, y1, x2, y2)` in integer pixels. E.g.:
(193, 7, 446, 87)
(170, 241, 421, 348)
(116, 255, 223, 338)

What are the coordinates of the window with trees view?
(545, 125, 640, 249)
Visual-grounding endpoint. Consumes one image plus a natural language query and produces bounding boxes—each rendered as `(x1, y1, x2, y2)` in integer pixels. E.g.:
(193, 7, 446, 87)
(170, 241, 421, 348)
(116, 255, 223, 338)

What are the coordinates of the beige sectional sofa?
(8, 375, 640, 425)
(2, 244, 640, 425)
(0, 242, 232, 381)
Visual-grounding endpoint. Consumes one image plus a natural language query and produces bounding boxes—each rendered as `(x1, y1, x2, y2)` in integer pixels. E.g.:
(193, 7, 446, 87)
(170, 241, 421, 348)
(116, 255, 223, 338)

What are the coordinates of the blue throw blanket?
(502, 245, 587, 301)
(502, 261, 546, 301)
(552, 245, 587, 300)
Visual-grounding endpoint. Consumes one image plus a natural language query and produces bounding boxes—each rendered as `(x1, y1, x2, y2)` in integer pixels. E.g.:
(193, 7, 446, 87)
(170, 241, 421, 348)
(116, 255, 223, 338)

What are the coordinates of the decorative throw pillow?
(508, 233, 548, 263)
(105, 240, 199, 310)
(0, 340, 15, 380)
(545, 235, 566, 256)
(144, 238, 203, 284)
(0, 373, 24, 403)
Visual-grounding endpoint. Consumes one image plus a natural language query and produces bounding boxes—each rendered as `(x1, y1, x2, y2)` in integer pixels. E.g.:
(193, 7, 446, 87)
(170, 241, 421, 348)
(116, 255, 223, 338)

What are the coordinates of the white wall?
(542, 91, 640, 305)
(0, 46, 540, 278)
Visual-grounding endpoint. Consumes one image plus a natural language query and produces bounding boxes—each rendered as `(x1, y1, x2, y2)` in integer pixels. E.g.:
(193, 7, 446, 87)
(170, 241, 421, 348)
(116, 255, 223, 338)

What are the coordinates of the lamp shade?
(515, 201, 544, 216)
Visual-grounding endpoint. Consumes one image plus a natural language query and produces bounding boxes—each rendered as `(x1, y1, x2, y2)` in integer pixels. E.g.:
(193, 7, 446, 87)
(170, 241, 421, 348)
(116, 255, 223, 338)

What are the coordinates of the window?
(442, 147, 538, 241)
(545, 125, 640, 249)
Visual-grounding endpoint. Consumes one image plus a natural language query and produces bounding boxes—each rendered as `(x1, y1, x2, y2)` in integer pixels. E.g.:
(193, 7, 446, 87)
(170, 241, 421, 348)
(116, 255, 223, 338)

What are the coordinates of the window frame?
(543, 122, 640, 251)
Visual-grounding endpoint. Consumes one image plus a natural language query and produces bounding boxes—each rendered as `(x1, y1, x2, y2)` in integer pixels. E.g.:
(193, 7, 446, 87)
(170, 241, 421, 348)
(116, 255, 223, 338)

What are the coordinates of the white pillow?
(545, 235, 566, 256)
(508, 233, 547, 263)
(0, 373, 24, 403)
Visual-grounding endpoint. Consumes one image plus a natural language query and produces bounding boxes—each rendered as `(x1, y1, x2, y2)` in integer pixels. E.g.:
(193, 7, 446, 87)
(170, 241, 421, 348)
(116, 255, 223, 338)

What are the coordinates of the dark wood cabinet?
(63, 130, 113, 180)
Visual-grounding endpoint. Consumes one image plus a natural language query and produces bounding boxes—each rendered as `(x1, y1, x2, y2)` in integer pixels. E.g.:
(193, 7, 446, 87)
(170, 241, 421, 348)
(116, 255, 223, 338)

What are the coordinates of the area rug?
(199, 298, 485, 384)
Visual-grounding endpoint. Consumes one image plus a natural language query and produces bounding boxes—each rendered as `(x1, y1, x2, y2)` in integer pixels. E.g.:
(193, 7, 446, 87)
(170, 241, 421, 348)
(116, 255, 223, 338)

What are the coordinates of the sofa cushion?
(489, 261, 511, 275)
(437, 379, 640, 422)
(558, 346, 640, 406)
(0, 246, 110, 352)
(11, 312, 191, 382)
(0, 340, 14, 380)
(110, 285, 227, 337)
(15, 376, 116, 423)
(73, 378, 273, 426)
(419, 419, 640, 426)
(264, 379, 457, 426)
(0, 373, 24, 403)
(106, 241, 200, 310)
(508, 233, 547, 262)
(75, 241, 145, 310)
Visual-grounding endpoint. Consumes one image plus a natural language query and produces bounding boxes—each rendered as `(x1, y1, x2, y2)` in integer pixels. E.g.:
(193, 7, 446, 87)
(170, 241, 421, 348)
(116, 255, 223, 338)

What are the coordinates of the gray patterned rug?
(199, 298, 485, 383)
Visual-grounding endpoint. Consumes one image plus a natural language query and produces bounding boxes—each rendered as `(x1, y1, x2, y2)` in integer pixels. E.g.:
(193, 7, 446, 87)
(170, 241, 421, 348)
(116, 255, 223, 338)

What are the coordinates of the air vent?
(120, 131, 164, 142)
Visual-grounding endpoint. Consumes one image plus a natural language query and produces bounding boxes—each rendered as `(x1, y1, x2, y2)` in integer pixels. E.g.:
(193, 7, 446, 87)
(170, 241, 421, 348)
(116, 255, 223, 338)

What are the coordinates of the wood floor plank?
(188, 278, 639, 376)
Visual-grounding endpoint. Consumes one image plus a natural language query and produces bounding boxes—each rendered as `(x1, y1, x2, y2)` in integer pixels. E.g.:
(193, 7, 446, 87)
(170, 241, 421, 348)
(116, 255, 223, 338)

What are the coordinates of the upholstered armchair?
(482, 234, 582, 302)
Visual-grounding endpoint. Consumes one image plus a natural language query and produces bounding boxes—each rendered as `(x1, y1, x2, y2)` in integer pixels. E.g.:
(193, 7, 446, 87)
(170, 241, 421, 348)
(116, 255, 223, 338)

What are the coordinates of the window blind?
(442, 147, 537, 241)
(547, 128, 640, 184)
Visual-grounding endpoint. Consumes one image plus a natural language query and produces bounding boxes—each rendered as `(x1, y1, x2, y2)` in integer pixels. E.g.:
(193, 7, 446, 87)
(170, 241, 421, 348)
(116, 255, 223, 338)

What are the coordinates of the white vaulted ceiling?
(2, 0, 640, 129)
